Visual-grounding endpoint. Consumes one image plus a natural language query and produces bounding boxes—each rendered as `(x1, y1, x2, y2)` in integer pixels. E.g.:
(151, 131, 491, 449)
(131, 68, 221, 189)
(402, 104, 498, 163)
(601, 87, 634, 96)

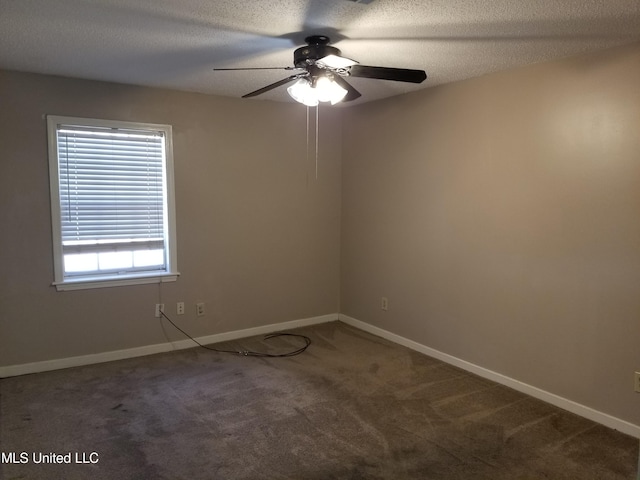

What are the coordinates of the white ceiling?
(1, 0, 639, 106)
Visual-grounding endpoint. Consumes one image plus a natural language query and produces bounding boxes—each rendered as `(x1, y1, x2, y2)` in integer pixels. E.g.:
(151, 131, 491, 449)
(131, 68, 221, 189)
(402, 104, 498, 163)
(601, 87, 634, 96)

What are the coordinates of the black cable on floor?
(159, 310, 311, 357)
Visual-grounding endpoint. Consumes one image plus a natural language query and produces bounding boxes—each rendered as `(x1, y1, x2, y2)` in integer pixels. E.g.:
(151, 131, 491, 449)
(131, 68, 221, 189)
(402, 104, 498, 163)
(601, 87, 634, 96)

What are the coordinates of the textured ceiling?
(1, 0, 639, 106)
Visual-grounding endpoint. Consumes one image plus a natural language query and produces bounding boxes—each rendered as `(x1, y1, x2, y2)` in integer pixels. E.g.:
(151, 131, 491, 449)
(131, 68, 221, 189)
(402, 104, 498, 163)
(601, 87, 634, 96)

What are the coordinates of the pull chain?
(304, 105, 320, 182)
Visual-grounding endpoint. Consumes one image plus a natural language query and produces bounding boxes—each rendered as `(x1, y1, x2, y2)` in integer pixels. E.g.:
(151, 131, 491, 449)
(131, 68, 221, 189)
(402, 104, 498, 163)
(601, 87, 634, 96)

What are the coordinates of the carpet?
(1, 321, 637, 479)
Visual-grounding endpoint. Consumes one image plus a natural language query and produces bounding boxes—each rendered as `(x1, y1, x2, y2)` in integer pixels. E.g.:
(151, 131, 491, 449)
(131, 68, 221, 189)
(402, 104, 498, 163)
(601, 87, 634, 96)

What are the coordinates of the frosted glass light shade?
(287, 79, 319, 106)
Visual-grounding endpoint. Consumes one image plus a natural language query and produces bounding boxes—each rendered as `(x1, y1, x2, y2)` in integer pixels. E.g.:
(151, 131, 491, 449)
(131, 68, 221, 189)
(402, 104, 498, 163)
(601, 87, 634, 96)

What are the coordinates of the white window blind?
(58, 126, 165, 247)
(48, 116, 178, 290)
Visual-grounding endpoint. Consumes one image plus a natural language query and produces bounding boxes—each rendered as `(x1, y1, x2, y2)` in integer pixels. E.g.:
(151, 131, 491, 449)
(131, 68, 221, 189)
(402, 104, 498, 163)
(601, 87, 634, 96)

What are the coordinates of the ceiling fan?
(214, 35, 427, 106)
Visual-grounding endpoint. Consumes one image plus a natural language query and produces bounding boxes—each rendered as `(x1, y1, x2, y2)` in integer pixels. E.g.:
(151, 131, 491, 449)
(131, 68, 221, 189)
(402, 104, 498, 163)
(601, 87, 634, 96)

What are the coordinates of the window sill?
(53, 272, 179, 291)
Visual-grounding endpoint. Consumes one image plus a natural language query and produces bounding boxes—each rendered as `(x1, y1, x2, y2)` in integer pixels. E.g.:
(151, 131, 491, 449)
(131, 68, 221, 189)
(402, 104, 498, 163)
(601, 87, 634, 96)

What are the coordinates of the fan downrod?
(305, 35, 330, 46)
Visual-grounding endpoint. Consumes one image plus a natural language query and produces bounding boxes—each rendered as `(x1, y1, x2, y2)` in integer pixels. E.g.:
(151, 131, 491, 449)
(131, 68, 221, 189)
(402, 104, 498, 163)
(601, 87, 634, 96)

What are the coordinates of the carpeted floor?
(1, 321, 638, 479)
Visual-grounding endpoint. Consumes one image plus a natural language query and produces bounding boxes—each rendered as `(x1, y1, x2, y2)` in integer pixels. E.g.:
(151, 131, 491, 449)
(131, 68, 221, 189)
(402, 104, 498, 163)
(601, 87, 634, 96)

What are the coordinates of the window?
(47, 116, 178, 291)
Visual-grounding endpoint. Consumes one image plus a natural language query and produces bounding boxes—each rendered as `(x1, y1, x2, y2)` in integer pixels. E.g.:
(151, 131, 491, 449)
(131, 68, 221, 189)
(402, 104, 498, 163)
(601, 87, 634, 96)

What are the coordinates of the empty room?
(1, 1, 639, 479)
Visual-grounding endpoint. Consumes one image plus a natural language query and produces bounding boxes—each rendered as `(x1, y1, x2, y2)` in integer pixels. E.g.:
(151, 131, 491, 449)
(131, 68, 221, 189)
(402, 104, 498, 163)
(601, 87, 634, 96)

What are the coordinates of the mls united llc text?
(1, 451, 99, 464)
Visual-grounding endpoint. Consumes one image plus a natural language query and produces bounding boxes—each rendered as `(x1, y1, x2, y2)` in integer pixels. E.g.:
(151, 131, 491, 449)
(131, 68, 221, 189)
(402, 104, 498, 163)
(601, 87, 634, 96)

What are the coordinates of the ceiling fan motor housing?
(294, 35, 342, 68)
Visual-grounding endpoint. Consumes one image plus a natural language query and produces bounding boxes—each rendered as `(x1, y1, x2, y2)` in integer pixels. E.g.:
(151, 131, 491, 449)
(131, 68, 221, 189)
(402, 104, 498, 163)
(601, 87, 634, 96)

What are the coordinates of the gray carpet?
(1, 321, 637, 479)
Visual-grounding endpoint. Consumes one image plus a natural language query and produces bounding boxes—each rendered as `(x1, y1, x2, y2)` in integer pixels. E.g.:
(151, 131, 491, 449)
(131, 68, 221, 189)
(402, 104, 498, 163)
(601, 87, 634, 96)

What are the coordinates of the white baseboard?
(339, 314, 640, 440)
(0, 313, 338, 378)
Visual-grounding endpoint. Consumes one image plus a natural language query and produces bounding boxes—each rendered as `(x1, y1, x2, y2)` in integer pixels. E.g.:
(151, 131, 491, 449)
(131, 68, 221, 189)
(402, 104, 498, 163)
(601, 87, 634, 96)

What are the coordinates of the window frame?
(47, 115, 179, 291)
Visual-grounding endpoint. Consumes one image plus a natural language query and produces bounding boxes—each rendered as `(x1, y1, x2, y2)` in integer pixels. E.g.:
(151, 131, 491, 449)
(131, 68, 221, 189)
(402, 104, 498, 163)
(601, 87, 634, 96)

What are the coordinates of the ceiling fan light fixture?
(287, 76, 348, 106)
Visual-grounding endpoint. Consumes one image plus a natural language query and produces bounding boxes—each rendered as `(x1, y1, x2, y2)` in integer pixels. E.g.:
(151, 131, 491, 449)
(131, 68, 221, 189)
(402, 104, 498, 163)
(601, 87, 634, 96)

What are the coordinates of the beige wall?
(342, 43, 640, 426)
(0, 71, 341, 366)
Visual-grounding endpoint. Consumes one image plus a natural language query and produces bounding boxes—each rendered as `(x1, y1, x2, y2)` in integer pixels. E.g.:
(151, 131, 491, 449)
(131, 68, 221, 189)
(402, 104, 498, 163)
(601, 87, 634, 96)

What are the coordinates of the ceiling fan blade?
(332, 75, 361, 102)
(349, 65, 427, 83)
(214, 67, 298, 71)
(242, 74, 304, 98)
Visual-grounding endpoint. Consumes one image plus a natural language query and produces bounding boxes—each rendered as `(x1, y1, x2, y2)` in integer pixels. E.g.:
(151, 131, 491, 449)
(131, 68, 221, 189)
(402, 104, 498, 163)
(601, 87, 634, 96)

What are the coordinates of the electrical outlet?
(381, 297, 388, 311)
(634, 371, 640, 393)
(196, 302, 205, 317)
(155, 303, 165, 318)
(177, 302, 185, 315)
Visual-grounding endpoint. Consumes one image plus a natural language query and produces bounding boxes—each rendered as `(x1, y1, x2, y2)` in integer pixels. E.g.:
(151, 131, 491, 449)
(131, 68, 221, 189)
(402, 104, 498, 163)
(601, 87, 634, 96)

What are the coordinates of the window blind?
(56, 125, 166, 251)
